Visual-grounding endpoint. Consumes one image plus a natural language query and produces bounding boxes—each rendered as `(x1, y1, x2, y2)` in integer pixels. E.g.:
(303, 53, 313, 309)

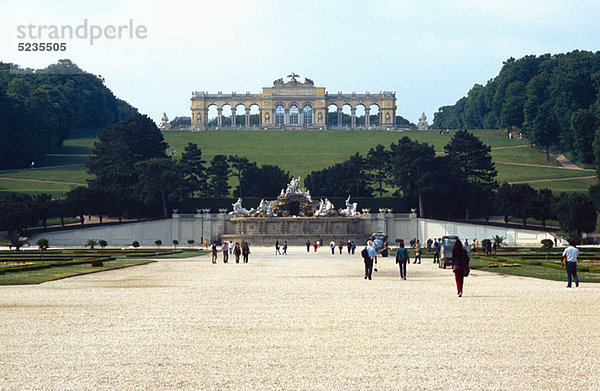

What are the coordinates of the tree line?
(1, 117, 595, 238)
(0, 59, 137, 169)
(432, 50, 600, 162)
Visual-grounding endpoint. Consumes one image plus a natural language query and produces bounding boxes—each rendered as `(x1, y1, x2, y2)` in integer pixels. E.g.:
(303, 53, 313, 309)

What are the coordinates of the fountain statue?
(229, 198, 253, 215)
(339, 195, 359, 217)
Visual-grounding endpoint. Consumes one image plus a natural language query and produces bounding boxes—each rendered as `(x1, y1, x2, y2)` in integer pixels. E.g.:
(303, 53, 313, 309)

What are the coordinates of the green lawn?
(0, 129, 595, 196)
(0, 258, 155, 285)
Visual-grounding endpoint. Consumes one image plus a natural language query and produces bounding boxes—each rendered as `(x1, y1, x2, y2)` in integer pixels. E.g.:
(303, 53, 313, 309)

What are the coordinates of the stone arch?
(327, 103, 340, 128)
(289, 103, 299, 125)
(248, 103, 260, 127)
(341, 103, 352, 129)
(233, 103, 246, 128)
(355, 103, 366, 128)
(221, 103, 233, 127)
(368, 103, 380, 127)
(206, 103, 219, 128)
(302, 103, 313, 126)
(275, 103, 285, 126)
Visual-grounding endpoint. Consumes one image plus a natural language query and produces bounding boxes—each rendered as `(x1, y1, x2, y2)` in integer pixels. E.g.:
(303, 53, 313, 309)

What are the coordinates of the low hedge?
(1, 257, 114, 273)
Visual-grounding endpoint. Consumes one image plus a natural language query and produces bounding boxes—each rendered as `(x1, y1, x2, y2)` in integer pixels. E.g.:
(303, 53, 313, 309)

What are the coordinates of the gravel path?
(1, 246, 599, 390)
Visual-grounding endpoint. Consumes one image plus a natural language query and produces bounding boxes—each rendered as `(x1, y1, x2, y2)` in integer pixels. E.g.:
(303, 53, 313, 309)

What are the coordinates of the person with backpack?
(361, 240, 377, 280)
(395, 239, 410, 280)
(452, 239, 470, 297)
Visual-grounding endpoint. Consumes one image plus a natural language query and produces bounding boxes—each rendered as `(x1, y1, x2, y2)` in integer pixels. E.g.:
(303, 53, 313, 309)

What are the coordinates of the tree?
(36, 238, 49, 262)
(532, 188, 555, 228)
(237, 163, 292, 198)
(571, 108, 599, 164)
(155, 240, 162, 248)
(135, 157, 183, 218)
(98, 239, 108, 249)
(85, 239, 98, 249)
(132, 240, 140, 248)
(444, 131, 497, 219)
(554, 193, 597, 234)
(366, 144, 390, 197)
(87, 114, 168, 217)
(178, 142, 208, 197)
(0, 193, 37, 236)
(36, 238, 49, 250)
(508, 184, 538, 227)
(492, 235, 505, 247)
(228, 155, 251, 198)
(494, 183, 513, 225)
(172, 239, 179, 249)
(207, 155, 231, 197)
(387, 137, 437, 217)
(187, 239, 195, 248)
(9, 234, 28, 251)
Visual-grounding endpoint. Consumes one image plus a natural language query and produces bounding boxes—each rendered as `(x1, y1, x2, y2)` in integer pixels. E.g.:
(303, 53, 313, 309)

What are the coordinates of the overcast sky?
(2, 0, 600, 125)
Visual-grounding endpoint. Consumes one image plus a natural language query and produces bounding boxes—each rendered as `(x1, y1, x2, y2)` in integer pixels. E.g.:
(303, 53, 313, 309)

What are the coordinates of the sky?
(2, 0, 600, 125)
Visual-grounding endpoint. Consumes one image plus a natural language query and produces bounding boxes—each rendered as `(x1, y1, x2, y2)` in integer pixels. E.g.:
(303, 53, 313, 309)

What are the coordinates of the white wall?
(29, 213, 554, 247)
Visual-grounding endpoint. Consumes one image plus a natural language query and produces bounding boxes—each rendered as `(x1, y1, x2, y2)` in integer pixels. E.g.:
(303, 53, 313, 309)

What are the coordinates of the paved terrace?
(1, 246, 599, 390)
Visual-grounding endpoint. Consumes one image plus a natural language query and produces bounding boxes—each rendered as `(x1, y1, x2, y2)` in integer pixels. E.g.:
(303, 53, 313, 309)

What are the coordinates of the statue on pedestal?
(339, 195, 359, 217)
(229, 198, 253, 215)
(159, 112, 170, 130)
(417, 112, 429, 130)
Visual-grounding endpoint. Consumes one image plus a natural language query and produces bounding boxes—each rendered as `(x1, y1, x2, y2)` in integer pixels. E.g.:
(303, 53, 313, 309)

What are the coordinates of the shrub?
(86, 239, 98, 249)
(36, 238, 49, 250)
(155, 240, 162, 248)
(172, 239, 179, 248)
(541, 239, 553, 249)
(132, 240, 140, 248)
(187, 239, 195, 247)
(98, 239, 108, 249)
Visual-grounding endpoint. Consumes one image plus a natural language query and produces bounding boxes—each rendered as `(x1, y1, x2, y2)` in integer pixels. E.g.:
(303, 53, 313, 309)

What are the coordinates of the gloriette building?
(190, 74, 397, 130)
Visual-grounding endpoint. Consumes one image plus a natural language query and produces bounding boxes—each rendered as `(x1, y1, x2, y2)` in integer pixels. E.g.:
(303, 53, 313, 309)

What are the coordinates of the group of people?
(275, 240, 288, 255)
(361, 238, 471, 297)
(211, 240, 250, 264)
(304, 240, 357, 255)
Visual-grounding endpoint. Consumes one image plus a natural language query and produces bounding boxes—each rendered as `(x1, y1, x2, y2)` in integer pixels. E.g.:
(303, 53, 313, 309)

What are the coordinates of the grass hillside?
(0, 129, 595, 196)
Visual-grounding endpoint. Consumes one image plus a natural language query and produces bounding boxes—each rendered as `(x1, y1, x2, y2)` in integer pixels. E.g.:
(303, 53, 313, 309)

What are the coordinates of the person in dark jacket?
(395, 239, 410, 280)
(452, 239, 470, 297)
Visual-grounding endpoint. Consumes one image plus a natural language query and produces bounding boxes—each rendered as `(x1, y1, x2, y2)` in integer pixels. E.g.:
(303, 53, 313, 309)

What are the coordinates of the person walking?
(211, 241, 218, 264)
(562, 241, 580, 288)
(432, 239, 440, 264)
(275, 240, 281, 255)
(221, 242, 229, 263)
(234, 242, 241, 263)
(414, 239, 422, 264)
(351, 241, 356, 255)
(347, 240, 352, 254)
(329, 240, 336, 255)
(338, 240, 343, 255)
(306, 240, 311, 252)
(242, 242, 250, 263)
(361, 240, 377, 280)
(452, 239, 470, 297)
(282, 241, 288, 255)
(313, 241, 318, 252)
(228, 241, 234, 255)
(395, 239, 410, 280)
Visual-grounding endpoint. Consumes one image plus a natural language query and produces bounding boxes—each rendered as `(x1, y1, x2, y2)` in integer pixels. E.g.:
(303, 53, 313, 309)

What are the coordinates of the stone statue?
(229, 198, 253, 215)
(274, 78, 284, 85)
(304, 78, 314, 85)
(255, 199, 276, 217)
(339, 195, 359, 217)
(285, 177, 302, 196)
(418, 112, 429, 130)
(159, 112, 170, 130)
(316, 198, 335, 216)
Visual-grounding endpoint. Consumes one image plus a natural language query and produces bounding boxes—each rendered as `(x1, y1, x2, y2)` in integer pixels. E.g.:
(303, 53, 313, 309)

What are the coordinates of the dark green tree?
(366, 144, 390, 197)
(228, 155, 251, 198)
(135, 158, 183, 219)
(207, 155, 231, 197)
(386, 137, 437, 217)
(553, 192, 597, 234)
(178, 142, 208, 197)
(443, 131, 497, 219)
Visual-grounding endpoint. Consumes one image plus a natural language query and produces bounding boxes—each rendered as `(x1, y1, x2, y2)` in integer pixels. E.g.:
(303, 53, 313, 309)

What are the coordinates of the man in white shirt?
(562, 241, 580, 288)
(362, 240, 377, 280)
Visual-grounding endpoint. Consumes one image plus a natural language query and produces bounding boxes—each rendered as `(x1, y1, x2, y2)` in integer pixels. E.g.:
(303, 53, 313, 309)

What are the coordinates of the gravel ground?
(1, 246, 599, 390)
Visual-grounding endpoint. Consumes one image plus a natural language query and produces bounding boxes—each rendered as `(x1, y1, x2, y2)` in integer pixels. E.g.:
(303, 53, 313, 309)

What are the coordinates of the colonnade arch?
(190, 77, 397, 130)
